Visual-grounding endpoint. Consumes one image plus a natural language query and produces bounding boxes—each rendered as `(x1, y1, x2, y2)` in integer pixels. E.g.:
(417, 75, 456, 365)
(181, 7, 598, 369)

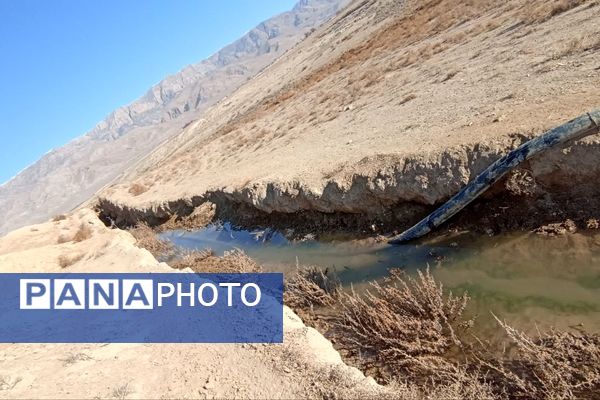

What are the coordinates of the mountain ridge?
(0, 0, 349, 236)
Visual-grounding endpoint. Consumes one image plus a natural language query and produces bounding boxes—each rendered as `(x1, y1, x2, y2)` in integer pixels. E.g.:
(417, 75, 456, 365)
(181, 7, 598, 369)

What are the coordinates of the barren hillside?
(99, 0, 600, 235)
(0, 0, 348, 236)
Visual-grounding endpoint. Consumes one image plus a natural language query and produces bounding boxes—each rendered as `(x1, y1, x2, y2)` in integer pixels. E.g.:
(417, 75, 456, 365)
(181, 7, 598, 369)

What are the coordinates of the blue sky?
(0, 0, 297, 184)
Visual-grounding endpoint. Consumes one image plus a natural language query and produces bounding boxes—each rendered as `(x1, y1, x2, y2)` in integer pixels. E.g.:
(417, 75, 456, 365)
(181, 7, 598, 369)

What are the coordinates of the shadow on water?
(161, 223, 600, 335)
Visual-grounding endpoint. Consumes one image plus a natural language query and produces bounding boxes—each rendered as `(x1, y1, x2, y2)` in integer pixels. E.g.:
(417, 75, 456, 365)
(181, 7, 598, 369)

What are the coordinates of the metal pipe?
(389, 109, 600, 245)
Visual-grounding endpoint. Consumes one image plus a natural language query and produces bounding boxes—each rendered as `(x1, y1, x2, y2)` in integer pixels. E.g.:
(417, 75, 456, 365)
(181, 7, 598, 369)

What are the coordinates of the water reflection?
(161, 224, 600, 334)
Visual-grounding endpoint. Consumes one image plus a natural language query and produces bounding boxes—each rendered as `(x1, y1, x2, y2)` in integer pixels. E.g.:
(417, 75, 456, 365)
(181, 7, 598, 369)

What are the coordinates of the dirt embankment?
(97, 133, 600, 238)
(95, 0, 600, 237)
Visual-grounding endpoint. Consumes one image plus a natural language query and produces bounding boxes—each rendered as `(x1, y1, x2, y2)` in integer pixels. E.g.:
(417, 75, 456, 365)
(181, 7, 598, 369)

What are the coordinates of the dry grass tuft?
(58, 223, 93, 244)
(73, 223, 93, 242)
(60, 352, 92, 366)
(52, 214, 67, 222)
(157, 202, 216, 232)
(128, 223, 174, 257)
(128, 183, 148, 196)
(170, 248, 262, 273)
(422, 367, 496, 400)
(441, 70, 459, 83)
(111, 383, 132, 400)
(283, 265, 600, 398)
(285, 265, 341, 310)
(330, 268, 470, 382)
(58, 253, 84, 268)
(398, 94, 417, 105)
(169, 248, 214, 270)
(57, 234, 71, 244)
(479, 317, 600, 399)
(521, 0, 589, 24)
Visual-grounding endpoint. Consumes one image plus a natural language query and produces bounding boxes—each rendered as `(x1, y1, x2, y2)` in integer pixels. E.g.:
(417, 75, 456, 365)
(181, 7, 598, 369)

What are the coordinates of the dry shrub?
(521, 0, 589, 24)
(399, 50, 418, 67)
(330, 268, 470, 382)
(73, 223, 93, 242)
(128, 223, 174, 257)
(170, 248, 262, 273)
(57, 234, 71, 244)
(441, 70, 459, 82)
(422, 367, 496, 400)
(285, 266, 600, 399)
(558, 34, 600, 58)
(111, 383, 132, 400)
(60, 352, 92, 366)
(158, 202, 216, 232)
(480, 317, 600, 399)
(398, 94, 417, 105)
(128, 182, 148, 196)
(52, 214, 67, 222)
(58, 254, 84, 268)
(285, 266, 341, 310)
(169, 248, 214, 270)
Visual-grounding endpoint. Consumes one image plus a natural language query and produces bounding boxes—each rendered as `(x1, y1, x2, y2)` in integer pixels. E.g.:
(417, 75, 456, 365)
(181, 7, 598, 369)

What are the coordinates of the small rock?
(283, 367, 291, 374)
(586, 219, 599, 230)
(346, 139, 353, 145)
(203, 377, 215, 390)
(534, 219, 577, 236)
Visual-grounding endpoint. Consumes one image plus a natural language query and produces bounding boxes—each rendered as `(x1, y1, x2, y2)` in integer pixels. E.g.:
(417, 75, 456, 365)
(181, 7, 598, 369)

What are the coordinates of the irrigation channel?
(161, 223, 600, 338)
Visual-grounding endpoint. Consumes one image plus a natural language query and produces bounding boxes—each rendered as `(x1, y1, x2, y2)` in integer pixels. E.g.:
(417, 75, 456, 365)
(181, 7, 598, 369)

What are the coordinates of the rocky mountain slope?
(0, 0, 349, 236)
(99, 0, 600, 233)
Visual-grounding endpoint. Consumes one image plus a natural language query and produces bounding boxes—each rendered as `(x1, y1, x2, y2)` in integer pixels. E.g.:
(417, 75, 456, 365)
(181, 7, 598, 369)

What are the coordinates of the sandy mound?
(0, 210, 384, 399)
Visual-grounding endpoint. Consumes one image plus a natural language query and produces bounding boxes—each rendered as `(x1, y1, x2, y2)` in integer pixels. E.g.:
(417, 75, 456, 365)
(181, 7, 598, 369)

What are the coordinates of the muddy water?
(161, 224, 600, 336)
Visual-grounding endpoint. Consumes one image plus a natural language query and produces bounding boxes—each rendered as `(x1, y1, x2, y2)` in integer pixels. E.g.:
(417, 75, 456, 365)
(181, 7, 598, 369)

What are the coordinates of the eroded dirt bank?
(97, 135, 600, 238)
(96, 0, 600, 237)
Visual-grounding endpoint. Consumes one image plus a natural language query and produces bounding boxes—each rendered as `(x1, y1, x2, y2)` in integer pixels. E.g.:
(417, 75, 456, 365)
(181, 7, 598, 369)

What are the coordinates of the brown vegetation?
(56, 234, 71, 244)
(52, 214, 67, 222)
(155, 202, 216, 232)
(170, 248, 262, 273)
(286, 266, 600, 399)
(72, 223, 93, 242)
(478, 317, 600, 399)
(331, 269, 470, 383)
(128, 183, 149, 196)
(56, 223, 93, 244)
(58, 253, 84, 268)
(285, 265, 340, 309)
(398, 93, 417, 105)
(521, 0, 592, 24)
(128, 223, 174, 257)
